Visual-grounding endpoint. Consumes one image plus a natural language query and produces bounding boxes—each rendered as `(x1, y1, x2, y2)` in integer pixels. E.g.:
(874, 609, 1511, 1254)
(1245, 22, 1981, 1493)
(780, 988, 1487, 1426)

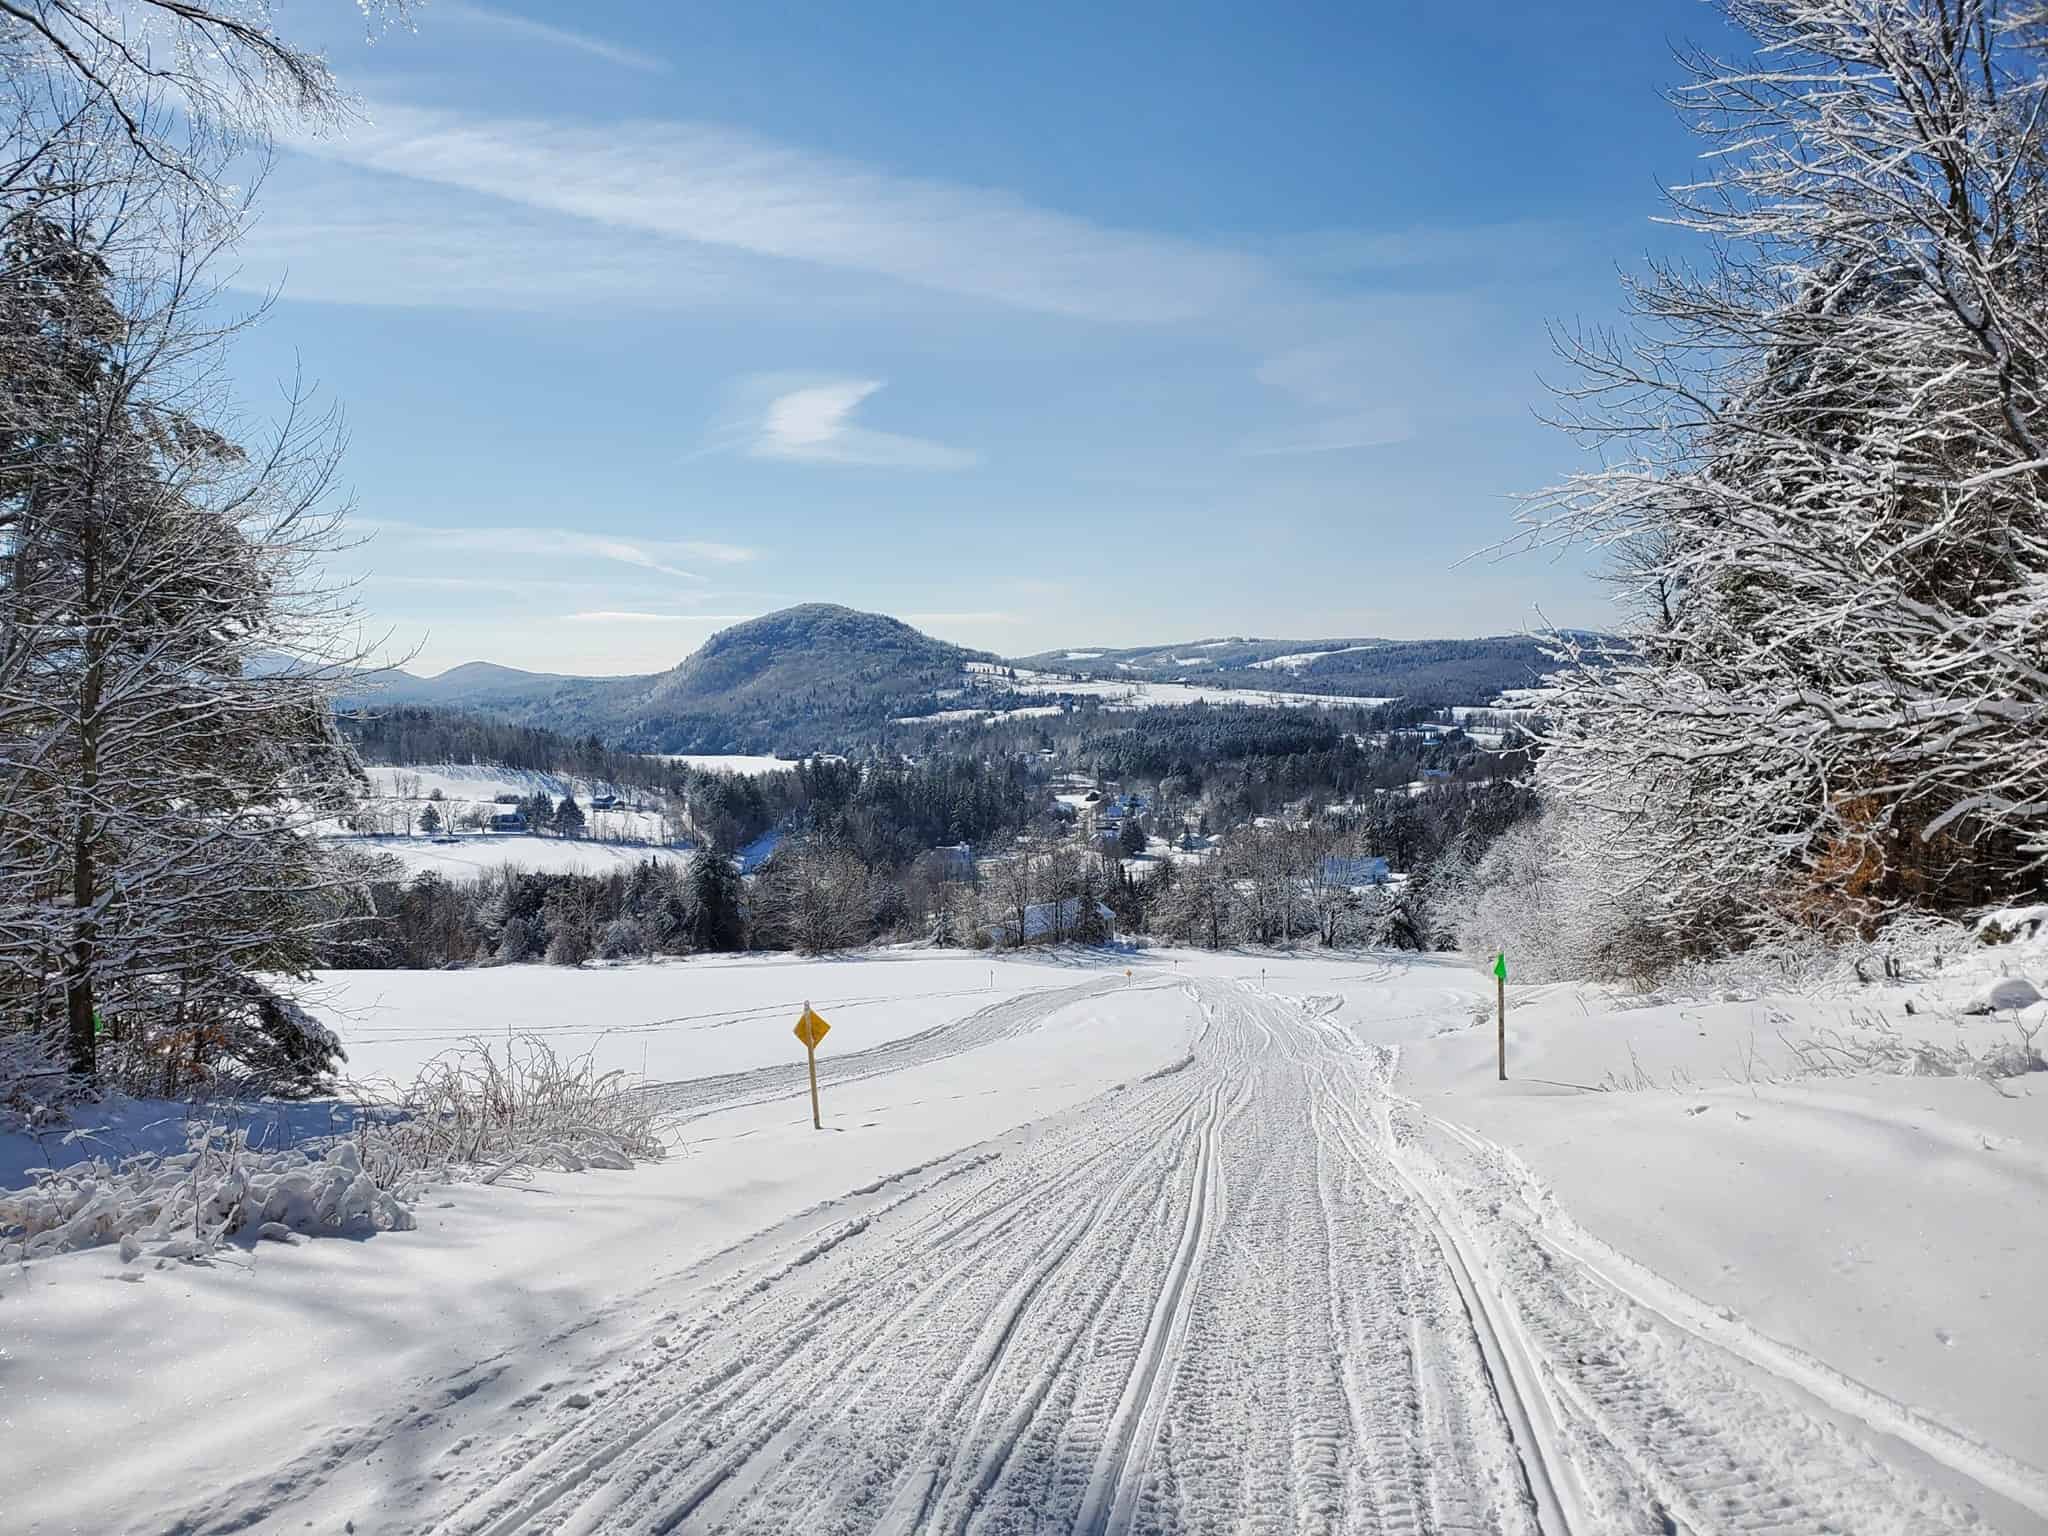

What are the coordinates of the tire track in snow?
(1072, 1079, 1227, 1536)
(1422, 1108, 2048, 1527)
(167, 970, 2017, 1536)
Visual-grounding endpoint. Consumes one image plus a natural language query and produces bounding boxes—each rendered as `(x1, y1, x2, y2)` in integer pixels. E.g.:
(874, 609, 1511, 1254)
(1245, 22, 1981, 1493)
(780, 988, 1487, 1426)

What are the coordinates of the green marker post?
(1493, 952, 1508, 1081)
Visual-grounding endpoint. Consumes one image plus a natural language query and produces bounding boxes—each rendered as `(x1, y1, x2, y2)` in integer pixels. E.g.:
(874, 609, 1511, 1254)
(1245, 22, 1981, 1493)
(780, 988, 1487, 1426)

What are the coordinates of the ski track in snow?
(160, 976, 2027, 1536)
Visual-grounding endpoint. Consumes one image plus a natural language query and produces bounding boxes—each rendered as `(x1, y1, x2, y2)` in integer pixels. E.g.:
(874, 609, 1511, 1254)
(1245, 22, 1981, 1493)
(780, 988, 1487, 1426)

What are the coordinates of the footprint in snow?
(1684, 1104, 1711, 1116)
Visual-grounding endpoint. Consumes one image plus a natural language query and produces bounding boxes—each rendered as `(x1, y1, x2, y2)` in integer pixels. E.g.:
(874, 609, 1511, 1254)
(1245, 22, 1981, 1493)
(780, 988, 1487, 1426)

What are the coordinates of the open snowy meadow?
(5, 941, 2046, 1534)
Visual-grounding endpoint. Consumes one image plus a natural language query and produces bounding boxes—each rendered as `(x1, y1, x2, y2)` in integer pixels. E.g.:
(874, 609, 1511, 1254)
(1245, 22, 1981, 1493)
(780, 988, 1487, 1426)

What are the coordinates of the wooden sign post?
(1494, 951, 1508, 1081)
(794, 1002, 831, 1129)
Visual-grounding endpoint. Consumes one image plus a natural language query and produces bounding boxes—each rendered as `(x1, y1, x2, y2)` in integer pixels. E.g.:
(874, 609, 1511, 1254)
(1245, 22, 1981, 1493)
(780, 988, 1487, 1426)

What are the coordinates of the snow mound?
(1977, 904, 2048, 942)
(1963, 975, 2044, 1014)
(1, 1128, 414, 1264)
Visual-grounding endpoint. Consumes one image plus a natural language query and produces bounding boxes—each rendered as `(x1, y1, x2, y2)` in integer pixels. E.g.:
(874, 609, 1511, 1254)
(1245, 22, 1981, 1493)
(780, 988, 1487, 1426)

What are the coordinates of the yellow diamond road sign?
(794, 1006, 830, 1050)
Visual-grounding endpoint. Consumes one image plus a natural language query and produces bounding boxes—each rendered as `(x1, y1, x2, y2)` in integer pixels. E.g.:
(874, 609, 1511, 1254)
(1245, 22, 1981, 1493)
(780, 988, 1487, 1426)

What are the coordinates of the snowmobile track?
(156, 972, 2027, 1536)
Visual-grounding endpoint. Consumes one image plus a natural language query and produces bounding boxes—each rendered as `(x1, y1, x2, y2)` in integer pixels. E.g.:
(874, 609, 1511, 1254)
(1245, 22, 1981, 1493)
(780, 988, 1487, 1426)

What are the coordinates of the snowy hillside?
(943, 662, 1396, 713)
(7, 944, 2045, 1534)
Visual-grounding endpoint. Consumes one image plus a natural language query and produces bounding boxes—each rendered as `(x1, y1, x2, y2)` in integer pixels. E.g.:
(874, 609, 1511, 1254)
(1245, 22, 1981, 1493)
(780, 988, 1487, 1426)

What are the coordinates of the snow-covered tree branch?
(1514, 0, 2048, 955)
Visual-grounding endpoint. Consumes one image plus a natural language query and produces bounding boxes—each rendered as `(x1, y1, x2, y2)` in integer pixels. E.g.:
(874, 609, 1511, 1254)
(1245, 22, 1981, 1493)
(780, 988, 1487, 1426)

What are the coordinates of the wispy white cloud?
(380, 574, 594, 595)
(288, 103, 1265, 324)
(362, 519, 758, 578)
(562, 610, 755, 624)
(231, 162, 767, 310)
(1242, 334, 1427, 456)
(437, 3, 671, 75)
(728, 377, 976, 470)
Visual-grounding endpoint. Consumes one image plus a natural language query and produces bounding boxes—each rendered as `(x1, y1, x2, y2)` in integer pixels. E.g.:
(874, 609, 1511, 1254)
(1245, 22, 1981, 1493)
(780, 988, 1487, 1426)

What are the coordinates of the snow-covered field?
(354, 763, 674, 844)
(941, 665, 1396, 714)
(297, 951, 1124, 1085)
(332, 832, 694, 880)
(5, 945, 2046, 1534)
(1248, 643, 1380, 671)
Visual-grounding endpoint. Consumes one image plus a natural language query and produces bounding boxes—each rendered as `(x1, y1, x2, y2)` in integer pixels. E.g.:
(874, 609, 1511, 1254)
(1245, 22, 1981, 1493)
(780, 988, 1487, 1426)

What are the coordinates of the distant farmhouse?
(489, 810, 528, 833)
(1092, 792, 1151, 833)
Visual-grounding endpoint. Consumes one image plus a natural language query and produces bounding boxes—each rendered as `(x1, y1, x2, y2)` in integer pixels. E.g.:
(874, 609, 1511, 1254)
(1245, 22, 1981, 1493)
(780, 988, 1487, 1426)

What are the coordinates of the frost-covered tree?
(1519, 0, 2048, 951)
(751, 837, 871, 955)
(0, 195, 369, 1083)
(0, 3, 400, 1090)
(0, 1, 405, 202)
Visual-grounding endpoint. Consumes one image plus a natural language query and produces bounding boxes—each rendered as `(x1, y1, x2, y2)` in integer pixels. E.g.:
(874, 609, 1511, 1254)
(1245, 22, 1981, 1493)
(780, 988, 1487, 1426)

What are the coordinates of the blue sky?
(232, 0, 1745, 675)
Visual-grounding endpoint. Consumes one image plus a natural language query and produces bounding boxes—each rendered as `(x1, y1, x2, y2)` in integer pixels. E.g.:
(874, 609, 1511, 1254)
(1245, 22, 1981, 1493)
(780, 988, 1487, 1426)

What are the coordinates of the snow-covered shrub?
(349, 1034, 666, 1182)
(1432, 807, 1664, 984)
(0, 1022, 76, 1131)
(1642, 913, 1975, 1001)
(1780, 1017, 2045, 1084)
(598, 916, 647, 961)
(77, 975, 348, 1103)
(1, 1125, 414, 1264)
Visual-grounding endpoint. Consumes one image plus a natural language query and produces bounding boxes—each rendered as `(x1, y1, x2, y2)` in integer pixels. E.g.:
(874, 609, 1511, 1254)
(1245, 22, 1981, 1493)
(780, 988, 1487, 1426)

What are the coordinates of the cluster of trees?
(1224, 636, 1559, 706)
(756, 754, 1049, 867)
(1085, 708, 1346, 781)
(329, 767, 1542, 970)
(0, 1, 402, 1100)
(340, 708, 676, 795)
(327, 850, 747, 969)
(1492, 0, 2048, 976)
(671, 749, 1058, 865)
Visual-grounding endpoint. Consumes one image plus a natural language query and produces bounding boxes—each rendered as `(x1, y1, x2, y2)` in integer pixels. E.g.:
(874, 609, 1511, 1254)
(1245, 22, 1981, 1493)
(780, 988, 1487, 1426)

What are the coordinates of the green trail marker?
(1494, 952, 1507, 1081)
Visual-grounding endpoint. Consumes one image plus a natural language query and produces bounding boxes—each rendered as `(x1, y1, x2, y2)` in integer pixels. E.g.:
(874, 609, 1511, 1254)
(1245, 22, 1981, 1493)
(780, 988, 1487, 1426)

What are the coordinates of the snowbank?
(1390, 946, 2048, 1492)
(2, 1130, 413, 1265)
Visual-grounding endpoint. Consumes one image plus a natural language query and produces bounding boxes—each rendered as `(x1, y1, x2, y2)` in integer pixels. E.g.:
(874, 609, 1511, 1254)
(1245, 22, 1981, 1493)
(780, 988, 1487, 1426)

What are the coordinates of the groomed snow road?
(162, 974, 2015, 1535)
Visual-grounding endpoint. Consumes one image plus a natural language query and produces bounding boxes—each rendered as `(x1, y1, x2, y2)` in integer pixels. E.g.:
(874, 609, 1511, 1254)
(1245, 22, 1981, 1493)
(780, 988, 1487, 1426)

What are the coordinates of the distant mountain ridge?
(356, 660, 578, 711)
(340, 606, 1563, 752)
(342, 604, 993, 753)
(1013, 634, 1565, 702)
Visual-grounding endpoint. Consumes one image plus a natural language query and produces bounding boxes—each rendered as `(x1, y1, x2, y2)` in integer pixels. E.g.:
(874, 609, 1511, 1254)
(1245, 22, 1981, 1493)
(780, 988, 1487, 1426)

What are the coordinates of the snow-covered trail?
(243, 975, 2000, 1536)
